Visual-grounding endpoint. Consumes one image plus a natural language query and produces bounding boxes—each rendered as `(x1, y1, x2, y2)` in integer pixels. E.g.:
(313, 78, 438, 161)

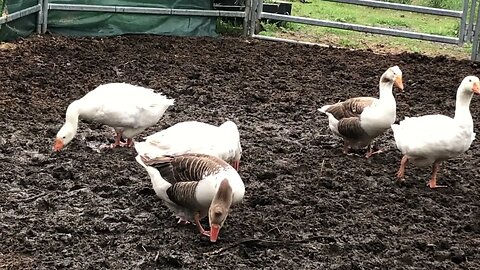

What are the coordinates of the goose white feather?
(134, 120, 242, 170)
(53, 83, 174, 151)
(392, 76, 480, 188)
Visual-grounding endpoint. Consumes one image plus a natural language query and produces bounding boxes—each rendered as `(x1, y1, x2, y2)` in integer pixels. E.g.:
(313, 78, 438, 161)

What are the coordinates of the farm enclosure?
(1, 35, 480, 268)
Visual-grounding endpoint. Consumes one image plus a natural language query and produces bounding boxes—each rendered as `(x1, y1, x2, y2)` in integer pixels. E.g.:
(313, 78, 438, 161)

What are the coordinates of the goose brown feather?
(324, 97, 376, 119)
(337, 117, 370, 140)
(141, 153, 228, 184)
(166, 181, 200, 209)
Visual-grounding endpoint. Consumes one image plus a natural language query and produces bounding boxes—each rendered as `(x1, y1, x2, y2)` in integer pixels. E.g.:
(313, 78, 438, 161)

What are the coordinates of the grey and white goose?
(135, 152, 245, 242)
(318, 66, 404, 158)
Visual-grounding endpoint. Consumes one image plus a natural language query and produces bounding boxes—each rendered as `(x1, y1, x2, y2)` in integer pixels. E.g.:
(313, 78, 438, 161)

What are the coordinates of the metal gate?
(3, 0, 480, 61)
(244, 0, 480, 61)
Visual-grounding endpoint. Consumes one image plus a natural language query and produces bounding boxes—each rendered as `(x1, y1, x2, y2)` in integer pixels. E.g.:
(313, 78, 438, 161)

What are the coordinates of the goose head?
(208, 178, 233, 242)
(381, 66, 404, 91)
(53, 123, 76, 152)
(460, 76, 480, 95)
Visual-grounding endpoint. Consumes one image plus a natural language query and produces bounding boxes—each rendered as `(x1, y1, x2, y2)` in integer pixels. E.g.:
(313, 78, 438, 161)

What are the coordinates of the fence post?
(258, 0, 263, 19)
(471, 4, 480, 61)
(249, 0, 258, 37)
(36, 0, 43, 33)
(458, 0, 469, 44)
(41, 0, 48, 33)
(243, 0, 252, 37)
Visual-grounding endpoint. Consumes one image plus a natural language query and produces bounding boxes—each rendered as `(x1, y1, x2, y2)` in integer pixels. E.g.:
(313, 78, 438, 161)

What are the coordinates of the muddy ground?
(0, 34, 479, 269)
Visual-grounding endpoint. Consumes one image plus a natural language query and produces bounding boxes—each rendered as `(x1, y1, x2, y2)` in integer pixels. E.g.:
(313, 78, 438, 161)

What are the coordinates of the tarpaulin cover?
(0, 0, 217, 41)
(0, 0, 38, 41)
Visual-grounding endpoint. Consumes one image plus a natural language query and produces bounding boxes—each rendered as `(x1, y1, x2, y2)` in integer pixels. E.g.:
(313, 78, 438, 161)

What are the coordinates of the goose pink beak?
(53, 138, 64, 152)
(210, 224, 221, 242)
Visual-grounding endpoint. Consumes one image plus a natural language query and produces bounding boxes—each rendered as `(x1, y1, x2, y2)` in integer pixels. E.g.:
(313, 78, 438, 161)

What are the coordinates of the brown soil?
(1, 34, 480, 269)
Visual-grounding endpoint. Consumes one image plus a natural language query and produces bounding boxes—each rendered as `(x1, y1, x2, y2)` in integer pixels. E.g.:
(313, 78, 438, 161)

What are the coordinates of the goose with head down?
(52, 83, 174, 151)
(135, 152, 245, 242)
(134, 120, 242, 171)
(318, 66, 404, 158)
(392, 76, 480, 188)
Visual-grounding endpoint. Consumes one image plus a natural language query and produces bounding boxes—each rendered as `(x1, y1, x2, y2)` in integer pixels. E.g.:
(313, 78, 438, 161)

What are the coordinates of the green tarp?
(0, 0, 38, 41)
(0, 0, 217, 41)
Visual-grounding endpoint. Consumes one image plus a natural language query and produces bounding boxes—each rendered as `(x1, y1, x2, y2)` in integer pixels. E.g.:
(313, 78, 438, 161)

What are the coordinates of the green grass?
(256, 0, 471, 59)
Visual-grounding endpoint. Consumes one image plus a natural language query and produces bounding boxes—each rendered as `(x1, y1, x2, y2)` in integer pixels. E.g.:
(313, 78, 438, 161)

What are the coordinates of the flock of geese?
(51, 66, 480, 242)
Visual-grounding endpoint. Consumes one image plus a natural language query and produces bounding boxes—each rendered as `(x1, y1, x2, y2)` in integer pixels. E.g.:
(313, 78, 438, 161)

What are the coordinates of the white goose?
(53, 83, 174, 151)
(392, 76, 480, 188)
(318, 66, 404, 158)
(135, 153, 245, 242)
(134, 120, 242, 170)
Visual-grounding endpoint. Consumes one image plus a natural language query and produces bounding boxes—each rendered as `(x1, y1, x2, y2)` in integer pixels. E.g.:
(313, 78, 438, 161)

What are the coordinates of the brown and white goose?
(135, 153, 245, 242)
(318, 66, 404, 158)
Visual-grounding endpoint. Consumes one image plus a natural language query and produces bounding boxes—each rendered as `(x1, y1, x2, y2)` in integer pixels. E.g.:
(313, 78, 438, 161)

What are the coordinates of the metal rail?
(48, 4, 246, 18)
(322, 0, 462, 18)
(260, 12, 459, 44)
(0, 4, 41, 24)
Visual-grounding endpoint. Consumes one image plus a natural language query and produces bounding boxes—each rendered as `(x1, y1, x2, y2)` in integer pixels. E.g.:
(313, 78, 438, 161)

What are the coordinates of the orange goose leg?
(231, 160, 240, 171)
(342, 141, 350, 155)
(428, 161, 447, 188)
(194, 213, 210, 237)
(177, 217, 190, 225)
(365, 143, 385, 159)
(100, 131, 127, 149)
(396, 155, 408, 179)
(125, 138, 134, 148)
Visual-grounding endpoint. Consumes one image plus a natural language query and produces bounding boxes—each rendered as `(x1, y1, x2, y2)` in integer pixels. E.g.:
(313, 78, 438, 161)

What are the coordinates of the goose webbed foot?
(194, 213, 210, 237)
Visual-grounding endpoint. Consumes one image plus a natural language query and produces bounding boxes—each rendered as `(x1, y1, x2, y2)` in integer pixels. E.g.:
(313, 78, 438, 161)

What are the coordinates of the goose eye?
(469, 79, 472, 82)
(62, 136, 66, 139)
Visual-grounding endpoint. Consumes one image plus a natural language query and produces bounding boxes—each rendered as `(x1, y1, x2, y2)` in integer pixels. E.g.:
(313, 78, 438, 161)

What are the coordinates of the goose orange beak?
(53, 138, 64, 152)
(210, 224, 221, 242)
(473, 82, 480, 94)
(395, 76, 404, 91)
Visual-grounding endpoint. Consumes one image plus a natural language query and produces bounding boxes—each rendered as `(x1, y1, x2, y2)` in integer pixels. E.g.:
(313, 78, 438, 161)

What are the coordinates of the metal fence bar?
(459, 0, 469, 44)
(249, 0, 258, 37)
(243, 0, 252, 36)
(467, 0, 477, 42)
(0, 4, 41, 24)
(48, 4, 246, 18)
(253, 34, 330, 47)
(322, 0, 462, 18)
(257, 0, 263, 19)
(41, 0, 48, 33)
(471, 4, 480, 60)
(36, 0, 43, 33)
(261, 12, 459, 44)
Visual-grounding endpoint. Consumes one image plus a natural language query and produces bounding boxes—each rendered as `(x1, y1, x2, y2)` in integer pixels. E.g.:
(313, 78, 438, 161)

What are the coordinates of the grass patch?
(216, 19, 244, 37)
(257, 0, 471, 59)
